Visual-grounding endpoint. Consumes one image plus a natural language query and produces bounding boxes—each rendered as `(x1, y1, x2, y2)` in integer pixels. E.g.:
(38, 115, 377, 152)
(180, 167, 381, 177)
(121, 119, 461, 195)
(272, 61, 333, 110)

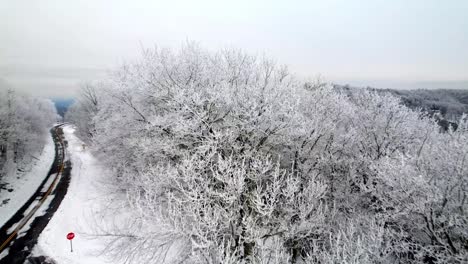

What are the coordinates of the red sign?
(67, 232, 75, 240)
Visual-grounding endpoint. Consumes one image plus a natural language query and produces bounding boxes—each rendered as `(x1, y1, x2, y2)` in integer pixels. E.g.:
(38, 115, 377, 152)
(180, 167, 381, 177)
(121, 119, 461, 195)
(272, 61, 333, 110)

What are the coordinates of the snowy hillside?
(0, 134, 54, 228)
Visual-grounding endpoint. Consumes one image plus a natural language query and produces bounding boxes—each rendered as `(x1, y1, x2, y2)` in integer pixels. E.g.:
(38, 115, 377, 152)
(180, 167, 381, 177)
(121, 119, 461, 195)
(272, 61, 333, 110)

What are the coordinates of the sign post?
(67, 232, 75, 252)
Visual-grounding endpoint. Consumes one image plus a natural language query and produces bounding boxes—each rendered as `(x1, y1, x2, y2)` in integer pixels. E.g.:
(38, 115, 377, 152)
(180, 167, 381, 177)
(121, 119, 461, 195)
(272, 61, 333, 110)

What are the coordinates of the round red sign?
(67, 232, 75, 240)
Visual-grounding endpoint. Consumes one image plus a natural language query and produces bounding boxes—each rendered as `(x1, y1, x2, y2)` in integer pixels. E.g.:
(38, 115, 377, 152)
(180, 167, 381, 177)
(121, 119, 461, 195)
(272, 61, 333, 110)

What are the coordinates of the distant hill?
(333, 84, 468, 130)
(381, 89, 468, 121)
(380, 89, 468, 131)
(52, 98, 75, 117)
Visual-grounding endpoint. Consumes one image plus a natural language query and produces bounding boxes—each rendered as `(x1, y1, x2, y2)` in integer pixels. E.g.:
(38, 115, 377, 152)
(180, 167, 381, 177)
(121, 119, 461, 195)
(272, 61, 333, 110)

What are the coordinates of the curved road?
(0, 125, 71, 264)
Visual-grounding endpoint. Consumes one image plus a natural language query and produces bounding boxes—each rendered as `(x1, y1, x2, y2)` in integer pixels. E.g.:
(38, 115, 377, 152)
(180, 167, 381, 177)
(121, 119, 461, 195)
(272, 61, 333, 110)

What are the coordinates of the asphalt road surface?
(0, 125, 71, 264)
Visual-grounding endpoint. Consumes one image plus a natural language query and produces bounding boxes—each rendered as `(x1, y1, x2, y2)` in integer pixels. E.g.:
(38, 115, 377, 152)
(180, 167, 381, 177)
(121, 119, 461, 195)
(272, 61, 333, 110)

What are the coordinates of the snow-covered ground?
(31, 125, 183, 264)
(0, 132, 55, 227)
(33, 125, 130, 264)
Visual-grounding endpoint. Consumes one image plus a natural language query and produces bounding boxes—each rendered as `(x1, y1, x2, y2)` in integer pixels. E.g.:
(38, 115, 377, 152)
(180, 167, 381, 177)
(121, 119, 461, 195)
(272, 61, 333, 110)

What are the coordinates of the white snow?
(0, 132, 55, 227)
(0, 248, 8, 259)
(33, 125, 131, 264)
(40, 173, 58, 192)
(31, 125, 182, 264)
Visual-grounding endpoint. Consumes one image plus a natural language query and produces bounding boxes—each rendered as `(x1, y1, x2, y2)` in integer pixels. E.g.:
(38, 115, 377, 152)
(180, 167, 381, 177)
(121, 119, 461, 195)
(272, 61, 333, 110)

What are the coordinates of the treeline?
(0, 88, 58, 181)
(335, 85, 468, 119)
(67, 44, 467, 263)
(386, 88, 468, 120)
(384, 89, 468, 131)
(334, 85, 468, 130)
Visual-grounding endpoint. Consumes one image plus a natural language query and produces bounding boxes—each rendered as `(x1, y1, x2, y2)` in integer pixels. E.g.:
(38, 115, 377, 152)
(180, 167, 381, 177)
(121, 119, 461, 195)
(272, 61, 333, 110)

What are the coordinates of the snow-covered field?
(33, 125, 130, 264)
(0, 133, 55, 228)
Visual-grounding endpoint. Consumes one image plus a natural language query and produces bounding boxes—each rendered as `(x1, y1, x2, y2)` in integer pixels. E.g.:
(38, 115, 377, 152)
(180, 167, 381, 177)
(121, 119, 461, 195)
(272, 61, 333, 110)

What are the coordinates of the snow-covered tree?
(65, 83, 102, 142)
(0, 88, 58, 180)
(70, 44, 468, 263)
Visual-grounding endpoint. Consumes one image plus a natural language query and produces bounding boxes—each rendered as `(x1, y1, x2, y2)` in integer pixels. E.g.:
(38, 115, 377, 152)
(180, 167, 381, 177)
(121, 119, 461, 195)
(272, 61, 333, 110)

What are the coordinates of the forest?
(334, 85, 468, 131)
(0, 88, 58, 184)
(386, 89, 468, 121)
(62, 44, 467, 263)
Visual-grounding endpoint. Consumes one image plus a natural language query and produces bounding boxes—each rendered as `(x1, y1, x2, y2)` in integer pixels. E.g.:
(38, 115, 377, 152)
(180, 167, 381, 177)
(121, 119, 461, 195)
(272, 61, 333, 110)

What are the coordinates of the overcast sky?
(1, 0, 467, 98)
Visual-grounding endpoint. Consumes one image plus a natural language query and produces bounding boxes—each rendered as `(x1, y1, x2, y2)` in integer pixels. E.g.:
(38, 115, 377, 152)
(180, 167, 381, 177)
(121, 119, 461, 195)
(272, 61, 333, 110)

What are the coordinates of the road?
(0, 125, 71, 264)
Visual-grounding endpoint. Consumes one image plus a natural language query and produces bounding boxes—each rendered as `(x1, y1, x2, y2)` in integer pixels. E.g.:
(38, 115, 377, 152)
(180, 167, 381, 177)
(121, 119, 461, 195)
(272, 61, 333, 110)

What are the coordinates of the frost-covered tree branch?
(68, 43, 468, 263)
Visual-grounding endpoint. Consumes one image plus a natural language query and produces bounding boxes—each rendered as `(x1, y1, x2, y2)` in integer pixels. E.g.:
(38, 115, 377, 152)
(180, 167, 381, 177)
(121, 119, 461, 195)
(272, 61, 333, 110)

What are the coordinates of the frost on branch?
(68, 44, 468, 263)
(0, 89, 58, 180)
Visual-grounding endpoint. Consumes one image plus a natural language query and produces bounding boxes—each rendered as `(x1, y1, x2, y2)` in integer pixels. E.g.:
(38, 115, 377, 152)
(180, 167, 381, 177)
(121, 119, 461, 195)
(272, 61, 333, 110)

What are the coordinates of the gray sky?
(1, 0, 467, 98)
